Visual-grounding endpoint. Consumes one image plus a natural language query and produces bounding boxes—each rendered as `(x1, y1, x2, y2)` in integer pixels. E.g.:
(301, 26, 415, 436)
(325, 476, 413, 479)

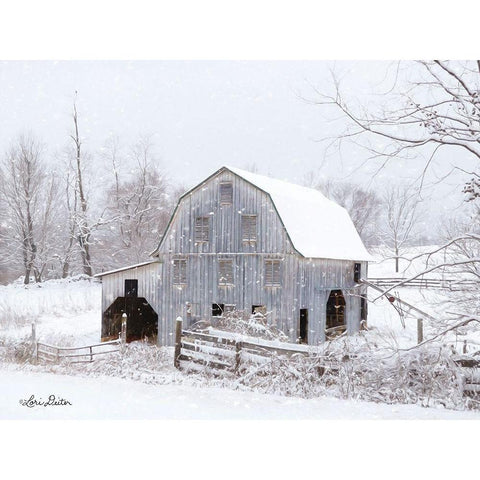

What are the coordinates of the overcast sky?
(0, 60, 474, 227)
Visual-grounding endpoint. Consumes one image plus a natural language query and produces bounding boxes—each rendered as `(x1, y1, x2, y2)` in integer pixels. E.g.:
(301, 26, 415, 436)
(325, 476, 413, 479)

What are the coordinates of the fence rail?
(368, 277, 478, 291)
(32, 313, 127, 364)
(36, 339, 122, 364)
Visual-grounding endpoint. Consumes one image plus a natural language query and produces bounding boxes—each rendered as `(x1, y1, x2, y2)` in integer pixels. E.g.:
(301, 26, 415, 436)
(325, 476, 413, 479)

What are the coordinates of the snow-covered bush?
(235, 334, 466, 409)
(0, 336, 33, 364)
(208, 309, 289, 342)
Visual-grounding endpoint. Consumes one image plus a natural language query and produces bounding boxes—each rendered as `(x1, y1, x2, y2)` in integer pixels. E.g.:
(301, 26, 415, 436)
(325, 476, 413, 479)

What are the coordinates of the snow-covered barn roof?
(152, 166, 372, 262)
(226, 167, 372, 261)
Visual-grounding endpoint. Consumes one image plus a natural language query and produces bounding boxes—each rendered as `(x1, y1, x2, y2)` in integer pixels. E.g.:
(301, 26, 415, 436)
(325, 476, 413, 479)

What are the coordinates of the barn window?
(361, 296, 368, 320)
(354, 263, 361, 283)
(173, 258, 187, 285)
(218, 259, 234, 285)
(219, 182, 233, 204)
(212, 303, 224, 316)
(124, 279, 138, 298)
(195, 216, 210, 243)
(252, 305, 266, 315)
(242, 215, 257, 242)
(264, 259, 281, 286)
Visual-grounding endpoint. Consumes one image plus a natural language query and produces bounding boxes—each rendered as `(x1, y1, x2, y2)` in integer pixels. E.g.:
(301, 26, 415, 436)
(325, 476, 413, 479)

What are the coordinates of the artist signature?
(19, 394, 72, 408)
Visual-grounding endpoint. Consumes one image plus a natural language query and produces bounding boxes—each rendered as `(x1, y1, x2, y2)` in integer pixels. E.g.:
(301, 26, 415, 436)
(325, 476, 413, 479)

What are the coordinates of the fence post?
(120, 313, 127, 353)
(174, 317, 183, 369)
(417, 318, 424, 344)
(31, 322, 37, 363)
(235, 341, 242, 374)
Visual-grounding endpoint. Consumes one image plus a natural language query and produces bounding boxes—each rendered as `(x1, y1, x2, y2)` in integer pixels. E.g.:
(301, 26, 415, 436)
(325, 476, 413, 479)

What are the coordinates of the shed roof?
(226, 166, 373, 261)
(94, 260, 158, 278)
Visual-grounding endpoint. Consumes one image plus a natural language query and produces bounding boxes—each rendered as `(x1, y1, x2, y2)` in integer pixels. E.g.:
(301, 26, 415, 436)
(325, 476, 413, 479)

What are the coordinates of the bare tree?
(52, 150, 80, 279)
(310, 61, 480, 173)
(69, 95, 93, 276)
(379, 184, 423, 272)
(0, 134, 59, 283)
(98, 136, 173, 268)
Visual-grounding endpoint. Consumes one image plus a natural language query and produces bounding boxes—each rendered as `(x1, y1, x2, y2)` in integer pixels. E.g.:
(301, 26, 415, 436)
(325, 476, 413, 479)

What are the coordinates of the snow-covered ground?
(0, 275, 101, 346)
(2, 367, 478, 420)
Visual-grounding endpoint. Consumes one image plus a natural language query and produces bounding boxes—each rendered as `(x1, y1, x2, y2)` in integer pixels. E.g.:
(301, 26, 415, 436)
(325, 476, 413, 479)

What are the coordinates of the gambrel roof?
(227, 167, 372, 261)
(152, 166, 372, 261)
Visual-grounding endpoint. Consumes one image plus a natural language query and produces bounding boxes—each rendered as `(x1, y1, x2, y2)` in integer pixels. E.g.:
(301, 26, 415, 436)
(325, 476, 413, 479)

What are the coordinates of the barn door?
(299, 309, 308, 344)
(325, 290, 346, 339)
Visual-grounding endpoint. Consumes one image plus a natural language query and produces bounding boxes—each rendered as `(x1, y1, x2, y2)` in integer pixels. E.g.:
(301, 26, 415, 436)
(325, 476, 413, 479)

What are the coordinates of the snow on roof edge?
(94, 260, 159, 278)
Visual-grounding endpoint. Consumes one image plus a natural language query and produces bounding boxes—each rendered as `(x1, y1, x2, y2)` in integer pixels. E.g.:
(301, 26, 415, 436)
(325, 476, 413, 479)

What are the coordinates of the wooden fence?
(32, 314, 126, 364)
(452, 355, 480, 398)
(36, 339, 121, 364)
(173, 317, 318, 375)
(368, 277, 477, 291)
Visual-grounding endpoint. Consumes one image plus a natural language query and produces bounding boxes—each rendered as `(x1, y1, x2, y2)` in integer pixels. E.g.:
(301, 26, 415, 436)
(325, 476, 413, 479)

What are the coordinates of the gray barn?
(96, 166, 372, 346)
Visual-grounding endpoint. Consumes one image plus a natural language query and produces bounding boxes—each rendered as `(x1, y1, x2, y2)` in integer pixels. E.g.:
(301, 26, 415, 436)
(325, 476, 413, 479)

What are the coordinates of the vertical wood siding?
(100, 262, 162, 328)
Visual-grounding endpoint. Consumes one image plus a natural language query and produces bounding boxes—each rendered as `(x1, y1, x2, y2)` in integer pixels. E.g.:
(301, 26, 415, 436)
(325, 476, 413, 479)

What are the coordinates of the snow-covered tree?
(96, 136, 174, 269)
(379, 184, 423, 272)
(0, 134, 60, 283)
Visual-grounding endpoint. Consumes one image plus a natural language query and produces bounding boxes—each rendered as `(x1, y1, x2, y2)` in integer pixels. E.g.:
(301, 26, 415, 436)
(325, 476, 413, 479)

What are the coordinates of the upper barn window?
(354, 263, 361, 283)
(124, 279, 138, 298)
(264, 259, 281, 286)
(173, 258, 187, 285)
(195, 216, 210, 243)
(241, 215, 257, 243)
(219, 182, 233, 204)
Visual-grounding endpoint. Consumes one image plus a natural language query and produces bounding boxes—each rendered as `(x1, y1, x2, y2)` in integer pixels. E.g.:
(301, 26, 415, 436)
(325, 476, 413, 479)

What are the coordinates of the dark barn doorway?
(299, 308, 308, 344)
(326, 290, 346, 338)
(102, 297, 158, 343)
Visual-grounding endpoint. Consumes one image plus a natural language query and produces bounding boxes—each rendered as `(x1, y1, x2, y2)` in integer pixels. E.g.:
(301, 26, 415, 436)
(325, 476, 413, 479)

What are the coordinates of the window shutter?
(195, 217, 210, 243)
(242, 215, 257, 242)
(264, 260, 281, 286)
(173, 259, 187, 285)
(219, 182, 233, 204)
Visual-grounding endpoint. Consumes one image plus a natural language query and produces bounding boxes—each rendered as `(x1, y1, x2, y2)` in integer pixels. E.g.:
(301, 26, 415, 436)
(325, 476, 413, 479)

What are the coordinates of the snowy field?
(1, 247, 480, 419)
(0, 275, 101, 346)
(2, 367, 478, 420)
